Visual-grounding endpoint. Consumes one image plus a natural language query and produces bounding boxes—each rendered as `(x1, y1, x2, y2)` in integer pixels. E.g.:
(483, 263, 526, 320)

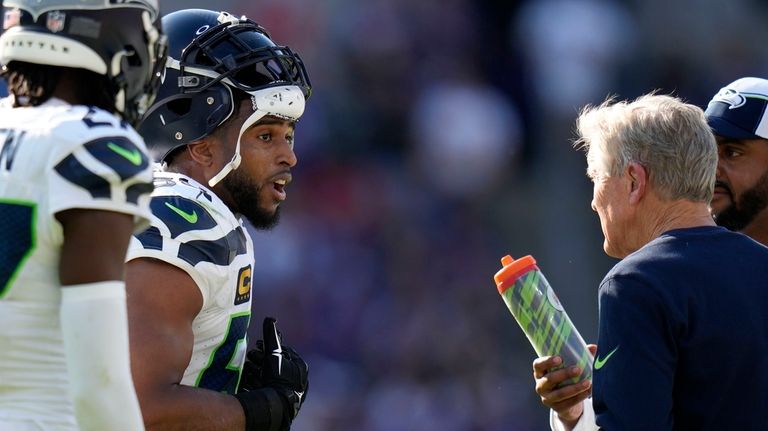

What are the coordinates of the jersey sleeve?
(126, 194, 248, 308)
(592, 275, 677, 430)
(49, 134, 154, 230)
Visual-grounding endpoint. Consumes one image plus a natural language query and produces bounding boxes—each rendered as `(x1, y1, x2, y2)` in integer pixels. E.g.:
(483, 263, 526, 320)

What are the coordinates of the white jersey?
(127, 171, 254, 394)
(0, 98, 154, 428)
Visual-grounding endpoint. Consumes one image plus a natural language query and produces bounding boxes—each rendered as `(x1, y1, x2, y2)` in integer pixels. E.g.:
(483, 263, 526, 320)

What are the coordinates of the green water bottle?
(494, 254, 593, 387)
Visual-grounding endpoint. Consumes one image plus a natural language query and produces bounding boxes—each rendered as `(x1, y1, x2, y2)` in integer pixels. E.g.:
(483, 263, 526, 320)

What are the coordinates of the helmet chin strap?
(207, 109, 264, 187)
(206, 85, 307, 188)
(111, 49, 131, 117)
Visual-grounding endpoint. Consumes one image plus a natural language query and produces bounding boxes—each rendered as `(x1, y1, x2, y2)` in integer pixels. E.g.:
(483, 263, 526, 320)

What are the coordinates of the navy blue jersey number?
(195, 312, 251, 394)
(0, 128, 26, 171)
(81, 107, 130, 130)
(0, 200, 36, 298)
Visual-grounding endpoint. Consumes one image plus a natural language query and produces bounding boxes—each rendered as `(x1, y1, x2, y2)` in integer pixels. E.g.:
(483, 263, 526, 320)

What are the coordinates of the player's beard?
(223, 169, 281, 230)
(714, 169, 768, 232)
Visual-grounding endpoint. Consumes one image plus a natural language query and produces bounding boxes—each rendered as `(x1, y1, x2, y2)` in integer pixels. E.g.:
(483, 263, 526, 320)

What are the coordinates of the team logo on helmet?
(46, 11, 67, 33)
(711, 87, 747, 110)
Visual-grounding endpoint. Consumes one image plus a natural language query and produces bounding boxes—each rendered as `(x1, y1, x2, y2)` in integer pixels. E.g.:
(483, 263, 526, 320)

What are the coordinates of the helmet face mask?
(178, 19, 311, 97)
(138, 9, 312, 187)
(0, 0, 167, 125)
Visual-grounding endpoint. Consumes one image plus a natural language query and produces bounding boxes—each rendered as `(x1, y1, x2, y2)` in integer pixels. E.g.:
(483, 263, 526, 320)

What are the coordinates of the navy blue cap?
(705, 77, 768, 140)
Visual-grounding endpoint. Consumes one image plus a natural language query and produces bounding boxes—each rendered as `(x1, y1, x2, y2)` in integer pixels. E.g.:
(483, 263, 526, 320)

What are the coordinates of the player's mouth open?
(273, 179, 287, 201)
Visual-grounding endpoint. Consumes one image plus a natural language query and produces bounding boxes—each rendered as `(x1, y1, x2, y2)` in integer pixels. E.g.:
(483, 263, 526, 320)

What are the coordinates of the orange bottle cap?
(494, 254, 538, 293)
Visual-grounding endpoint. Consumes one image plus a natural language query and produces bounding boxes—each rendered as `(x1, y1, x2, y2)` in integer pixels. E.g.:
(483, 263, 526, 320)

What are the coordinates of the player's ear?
(186, 140, 215, 167)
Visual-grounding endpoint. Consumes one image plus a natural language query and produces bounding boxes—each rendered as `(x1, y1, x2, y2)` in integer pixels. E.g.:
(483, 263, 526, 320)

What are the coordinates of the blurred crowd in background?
(4, 0, 768, 429)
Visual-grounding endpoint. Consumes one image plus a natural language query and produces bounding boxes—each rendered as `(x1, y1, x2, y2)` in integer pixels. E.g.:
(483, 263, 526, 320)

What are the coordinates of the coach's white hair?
(575, 93, 717, 202)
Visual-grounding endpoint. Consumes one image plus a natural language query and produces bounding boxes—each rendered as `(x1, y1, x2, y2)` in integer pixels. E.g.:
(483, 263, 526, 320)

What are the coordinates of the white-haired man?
(533, 94, 768, 430)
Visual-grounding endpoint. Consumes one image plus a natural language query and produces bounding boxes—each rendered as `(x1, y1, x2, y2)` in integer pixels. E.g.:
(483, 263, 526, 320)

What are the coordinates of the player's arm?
(126, 257, 247, 430)
(57, 209, 145, 431)
(127, 256, 309, 431)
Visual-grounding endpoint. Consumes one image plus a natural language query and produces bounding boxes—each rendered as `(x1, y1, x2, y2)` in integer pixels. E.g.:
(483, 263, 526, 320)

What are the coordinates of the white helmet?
(0, 0, 168, 125)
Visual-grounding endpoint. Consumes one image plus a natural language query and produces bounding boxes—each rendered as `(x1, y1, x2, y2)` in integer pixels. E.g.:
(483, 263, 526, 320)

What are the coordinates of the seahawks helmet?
(138, 9, 311, 187)
(0, 0, 167, 126)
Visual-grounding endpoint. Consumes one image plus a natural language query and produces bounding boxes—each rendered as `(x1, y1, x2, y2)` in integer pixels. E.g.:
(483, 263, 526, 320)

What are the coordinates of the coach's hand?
(533, 344, 597, 429)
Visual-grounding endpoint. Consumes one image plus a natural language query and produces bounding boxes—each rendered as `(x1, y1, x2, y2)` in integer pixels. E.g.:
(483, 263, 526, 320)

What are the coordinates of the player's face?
(222, 112, 297, 229)
(712, 136, 768, 231)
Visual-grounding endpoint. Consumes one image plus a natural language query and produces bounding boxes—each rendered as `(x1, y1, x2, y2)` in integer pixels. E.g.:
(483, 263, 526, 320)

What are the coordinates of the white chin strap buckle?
(207, 152, 241, 187)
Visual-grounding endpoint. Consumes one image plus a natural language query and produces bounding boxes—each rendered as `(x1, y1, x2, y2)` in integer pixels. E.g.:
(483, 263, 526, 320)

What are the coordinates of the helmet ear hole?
(167, 97, 192, 116)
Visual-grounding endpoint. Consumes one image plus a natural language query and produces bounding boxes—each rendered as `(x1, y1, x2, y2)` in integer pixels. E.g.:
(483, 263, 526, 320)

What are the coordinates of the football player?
(126, 9, 310, 431)
(0, 1, 166, 430)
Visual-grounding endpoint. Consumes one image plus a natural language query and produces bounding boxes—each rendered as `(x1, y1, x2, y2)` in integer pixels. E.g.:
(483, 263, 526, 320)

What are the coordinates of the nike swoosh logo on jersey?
(107, 142, 143, 166)
(164, 202, 198, 223)
(594, 345, 619, 370)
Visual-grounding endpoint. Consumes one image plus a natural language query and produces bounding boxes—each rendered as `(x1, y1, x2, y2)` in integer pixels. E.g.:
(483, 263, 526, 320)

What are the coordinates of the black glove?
(235, 317, 309, 431)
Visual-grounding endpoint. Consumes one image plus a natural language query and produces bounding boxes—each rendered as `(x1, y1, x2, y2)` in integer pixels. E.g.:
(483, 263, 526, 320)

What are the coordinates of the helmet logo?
(3, 9, 20, 30)
(248, 87, 305, 121)
(46, 11, 66, 33)
(712, 88, 747, 110)
(196, 25, 210, 35)
(251, 92, 285, 111)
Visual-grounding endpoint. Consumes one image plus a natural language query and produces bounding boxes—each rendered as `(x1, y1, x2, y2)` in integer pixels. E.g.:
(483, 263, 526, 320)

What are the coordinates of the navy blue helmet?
(138, 9, 311, 186)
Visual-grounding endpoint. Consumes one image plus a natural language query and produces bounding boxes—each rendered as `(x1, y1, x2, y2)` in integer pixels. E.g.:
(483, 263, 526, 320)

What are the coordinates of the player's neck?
(51, 72, 82, 106)
(166, 160, 237, 211)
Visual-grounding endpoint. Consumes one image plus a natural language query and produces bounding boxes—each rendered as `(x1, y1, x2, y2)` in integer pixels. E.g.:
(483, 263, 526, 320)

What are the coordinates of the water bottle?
(494, 254, 593, 387)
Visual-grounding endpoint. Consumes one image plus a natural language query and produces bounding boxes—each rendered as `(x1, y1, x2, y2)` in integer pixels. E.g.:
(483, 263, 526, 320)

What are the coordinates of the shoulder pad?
(177, 225, 248, 266)
(150, 195, 217, 239)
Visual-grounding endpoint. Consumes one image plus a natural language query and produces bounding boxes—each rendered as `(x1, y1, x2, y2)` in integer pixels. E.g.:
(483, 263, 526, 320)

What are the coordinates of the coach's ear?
(626, 162, 647, 205)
